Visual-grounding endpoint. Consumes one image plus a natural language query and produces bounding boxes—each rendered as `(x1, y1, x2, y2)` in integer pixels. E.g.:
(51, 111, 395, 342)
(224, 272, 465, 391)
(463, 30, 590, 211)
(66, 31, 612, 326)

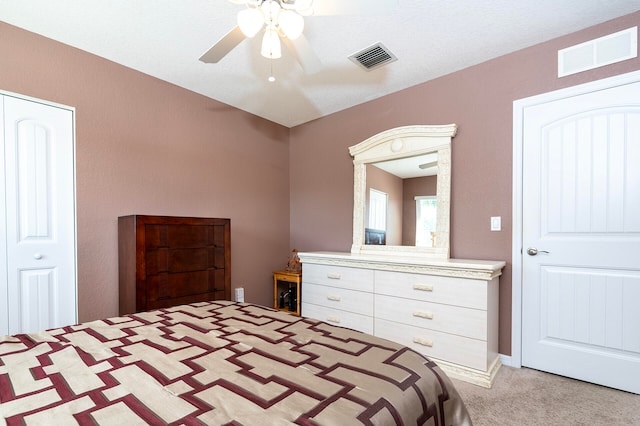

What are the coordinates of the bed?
(0, 301, 471, 425)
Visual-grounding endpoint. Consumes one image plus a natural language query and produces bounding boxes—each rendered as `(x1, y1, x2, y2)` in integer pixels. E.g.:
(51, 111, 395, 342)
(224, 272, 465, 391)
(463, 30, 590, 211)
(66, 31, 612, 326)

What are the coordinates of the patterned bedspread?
(0, 301, 471, 425)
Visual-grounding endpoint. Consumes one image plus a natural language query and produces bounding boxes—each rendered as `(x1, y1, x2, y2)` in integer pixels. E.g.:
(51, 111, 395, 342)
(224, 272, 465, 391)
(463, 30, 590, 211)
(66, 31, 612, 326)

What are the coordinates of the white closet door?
(1, 94, 77, 335)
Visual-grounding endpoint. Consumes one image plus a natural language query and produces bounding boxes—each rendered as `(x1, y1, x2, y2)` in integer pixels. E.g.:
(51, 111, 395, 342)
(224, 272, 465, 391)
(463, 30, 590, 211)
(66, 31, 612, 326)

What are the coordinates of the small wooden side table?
(273, 270, 302, 316)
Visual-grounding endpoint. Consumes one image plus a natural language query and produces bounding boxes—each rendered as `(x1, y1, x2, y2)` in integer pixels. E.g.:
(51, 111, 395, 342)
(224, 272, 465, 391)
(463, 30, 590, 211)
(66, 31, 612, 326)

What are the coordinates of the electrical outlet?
(234, 287, 245, 303)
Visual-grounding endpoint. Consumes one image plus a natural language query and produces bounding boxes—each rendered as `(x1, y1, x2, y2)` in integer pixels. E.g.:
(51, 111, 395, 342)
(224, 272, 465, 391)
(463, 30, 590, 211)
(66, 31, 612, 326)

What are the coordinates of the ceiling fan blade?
(283, 34, 323, 74)
(199, 26, 246, 63)
(310, 0, 398, 16)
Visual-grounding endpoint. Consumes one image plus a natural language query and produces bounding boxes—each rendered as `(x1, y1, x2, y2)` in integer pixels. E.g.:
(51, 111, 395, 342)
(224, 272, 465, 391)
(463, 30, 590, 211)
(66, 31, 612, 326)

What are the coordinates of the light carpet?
(452, 366, 640, 425)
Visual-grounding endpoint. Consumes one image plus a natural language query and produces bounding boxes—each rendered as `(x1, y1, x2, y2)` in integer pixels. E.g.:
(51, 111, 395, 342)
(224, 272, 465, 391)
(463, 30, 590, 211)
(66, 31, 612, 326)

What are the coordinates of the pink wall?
(0, 22, 291, 322)
(289, 12, 640, 355)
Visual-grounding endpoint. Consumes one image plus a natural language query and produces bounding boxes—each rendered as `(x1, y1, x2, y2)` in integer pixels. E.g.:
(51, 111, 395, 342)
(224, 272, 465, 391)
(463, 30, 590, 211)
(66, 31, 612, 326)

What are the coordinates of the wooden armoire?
(118, 215, 230, 315)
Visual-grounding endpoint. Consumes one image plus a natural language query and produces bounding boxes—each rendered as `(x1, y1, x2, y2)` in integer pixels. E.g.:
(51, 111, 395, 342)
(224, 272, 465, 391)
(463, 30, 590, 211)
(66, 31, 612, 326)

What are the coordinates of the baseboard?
(499, 354, 513, 367)
(437, 356, 502, 388)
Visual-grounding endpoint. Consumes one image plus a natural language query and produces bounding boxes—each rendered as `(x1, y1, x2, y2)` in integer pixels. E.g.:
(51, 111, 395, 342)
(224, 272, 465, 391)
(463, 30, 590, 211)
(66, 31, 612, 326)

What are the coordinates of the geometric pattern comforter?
(0, 301, 472, 425)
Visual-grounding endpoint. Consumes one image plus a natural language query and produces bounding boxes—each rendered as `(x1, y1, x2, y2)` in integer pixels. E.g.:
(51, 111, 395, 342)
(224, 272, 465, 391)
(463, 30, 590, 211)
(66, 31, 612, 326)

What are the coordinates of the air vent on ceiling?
(349, 42, 397, 71)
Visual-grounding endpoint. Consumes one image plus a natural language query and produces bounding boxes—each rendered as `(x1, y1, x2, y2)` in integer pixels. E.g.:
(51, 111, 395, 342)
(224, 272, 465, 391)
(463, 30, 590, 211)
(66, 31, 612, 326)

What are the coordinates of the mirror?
(349, 124, 457, 259)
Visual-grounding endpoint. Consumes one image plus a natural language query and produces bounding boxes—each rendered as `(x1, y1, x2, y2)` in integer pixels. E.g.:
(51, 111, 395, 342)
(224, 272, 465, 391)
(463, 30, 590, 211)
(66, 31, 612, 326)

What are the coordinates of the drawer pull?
(327, 273, 342, 280)
(327, 316, 341, 323)
(413, 311, 434, 320)
(413, 337, 434, 347)
(413, 284, 434, 292)
(327, 295, 342, 302)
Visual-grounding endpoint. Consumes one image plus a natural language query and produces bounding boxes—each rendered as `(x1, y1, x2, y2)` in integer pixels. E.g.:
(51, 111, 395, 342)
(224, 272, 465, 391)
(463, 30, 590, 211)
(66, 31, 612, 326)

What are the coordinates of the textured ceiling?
(1, 0, 638, 127)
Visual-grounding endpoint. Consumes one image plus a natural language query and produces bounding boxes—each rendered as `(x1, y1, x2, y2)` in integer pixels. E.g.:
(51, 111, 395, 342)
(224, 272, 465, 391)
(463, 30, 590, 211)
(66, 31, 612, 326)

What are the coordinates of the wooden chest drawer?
(375, 270, 487, 310)
(375, 318, 488, 370)
(304, 283, 374, 316)
(302, 303, 374, 335)
(375, 294, 487, 340)
(118, 215, 230, 315)
(303, 264, 374, 292)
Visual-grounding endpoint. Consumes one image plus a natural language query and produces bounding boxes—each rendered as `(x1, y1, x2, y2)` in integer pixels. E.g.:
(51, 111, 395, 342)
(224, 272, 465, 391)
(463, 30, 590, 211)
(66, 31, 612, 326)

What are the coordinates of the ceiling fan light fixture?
(237, 8, 264, 37)
(261, 26, 282, 58)
(261, 0, 281, 22)
(278, 10, 304, 39)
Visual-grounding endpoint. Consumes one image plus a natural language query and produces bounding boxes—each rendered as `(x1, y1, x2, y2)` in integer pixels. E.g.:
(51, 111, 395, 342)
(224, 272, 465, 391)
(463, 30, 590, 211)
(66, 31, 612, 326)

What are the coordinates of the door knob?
(526, 247, 549, 256)
(33, 253, 43, 260)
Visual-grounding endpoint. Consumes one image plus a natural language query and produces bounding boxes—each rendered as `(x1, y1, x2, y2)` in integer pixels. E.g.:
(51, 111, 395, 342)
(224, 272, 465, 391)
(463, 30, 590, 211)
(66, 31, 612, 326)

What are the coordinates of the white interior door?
(1, 94, 77, 335)
(520, 79, 640, 394)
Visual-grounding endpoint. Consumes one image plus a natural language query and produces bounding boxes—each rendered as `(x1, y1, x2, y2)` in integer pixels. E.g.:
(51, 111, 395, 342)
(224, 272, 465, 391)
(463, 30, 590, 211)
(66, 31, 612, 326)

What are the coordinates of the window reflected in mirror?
(366, 188, 388, 245)
(415, 196, 437, 247)
(368, 189, 387, 231)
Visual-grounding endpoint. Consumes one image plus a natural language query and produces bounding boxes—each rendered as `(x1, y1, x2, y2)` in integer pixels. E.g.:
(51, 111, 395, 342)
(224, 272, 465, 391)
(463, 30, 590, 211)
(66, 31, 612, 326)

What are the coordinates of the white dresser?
(299, 251, 505, 388)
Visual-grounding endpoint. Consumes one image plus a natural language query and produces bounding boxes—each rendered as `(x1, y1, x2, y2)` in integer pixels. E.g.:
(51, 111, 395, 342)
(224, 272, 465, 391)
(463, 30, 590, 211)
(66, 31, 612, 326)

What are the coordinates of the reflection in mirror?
(365, 156, 438, 247)
(414, 195, 437, 247)
(350, 124, 457, 259)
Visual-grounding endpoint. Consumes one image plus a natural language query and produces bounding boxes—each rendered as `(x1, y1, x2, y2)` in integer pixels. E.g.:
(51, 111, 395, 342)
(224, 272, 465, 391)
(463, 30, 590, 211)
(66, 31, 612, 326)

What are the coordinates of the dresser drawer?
(302, 303, 374, 335)
(303, 283, 374, 316)
(375, 294, 487, 340)
(375, 270, 487, 310)
(375, 318, 488, 370)
(303, 264, 374, 292)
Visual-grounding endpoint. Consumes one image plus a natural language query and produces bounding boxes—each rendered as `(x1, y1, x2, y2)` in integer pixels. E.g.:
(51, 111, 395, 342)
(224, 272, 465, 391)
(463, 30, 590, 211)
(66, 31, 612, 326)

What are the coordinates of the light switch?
(490, 216, 501, 231)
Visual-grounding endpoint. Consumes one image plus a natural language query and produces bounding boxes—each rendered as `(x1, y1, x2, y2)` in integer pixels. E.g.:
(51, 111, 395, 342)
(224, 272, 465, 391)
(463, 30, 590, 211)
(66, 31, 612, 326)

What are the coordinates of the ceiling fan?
(199, 0, 398, 74)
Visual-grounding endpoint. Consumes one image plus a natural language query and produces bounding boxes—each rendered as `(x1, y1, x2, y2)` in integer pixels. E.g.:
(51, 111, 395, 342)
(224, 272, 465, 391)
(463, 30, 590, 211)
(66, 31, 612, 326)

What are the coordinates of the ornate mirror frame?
(349, 124, 457, 259)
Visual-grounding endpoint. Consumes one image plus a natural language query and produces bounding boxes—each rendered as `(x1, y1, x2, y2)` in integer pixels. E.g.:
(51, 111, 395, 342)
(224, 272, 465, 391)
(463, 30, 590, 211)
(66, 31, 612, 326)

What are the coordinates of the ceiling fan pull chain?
(269, 59, 276, 82)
